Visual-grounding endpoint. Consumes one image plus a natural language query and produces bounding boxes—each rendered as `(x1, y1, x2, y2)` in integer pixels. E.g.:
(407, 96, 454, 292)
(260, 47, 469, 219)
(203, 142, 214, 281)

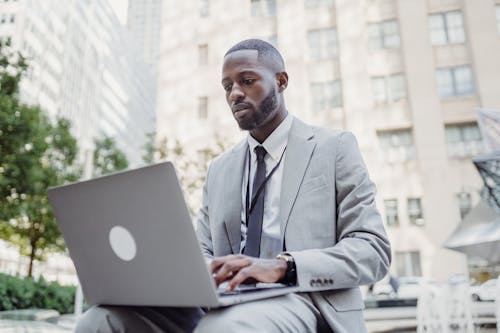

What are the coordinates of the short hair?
(224, 39, 285, 72)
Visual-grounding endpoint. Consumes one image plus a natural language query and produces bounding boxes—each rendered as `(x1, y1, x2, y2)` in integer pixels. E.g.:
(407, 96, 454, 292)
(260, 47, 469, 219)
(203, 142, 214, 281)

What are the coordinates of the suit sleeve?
(288, 131, 391, 291)
(196, 161, 214, 259)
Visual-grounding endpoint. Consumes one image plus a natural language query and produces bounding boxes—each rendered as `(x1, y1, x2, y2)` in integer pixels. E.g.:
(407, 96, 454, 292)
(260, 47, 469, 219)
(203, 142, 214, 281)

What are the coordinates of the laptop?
(47, 161, 299, 307)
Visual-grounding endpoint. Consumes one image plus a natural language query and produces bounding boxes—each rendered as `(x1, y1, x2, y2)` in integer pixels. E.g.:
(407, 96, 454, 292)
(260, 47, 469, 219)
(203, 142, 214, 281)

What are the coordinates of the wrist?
(275, 258, 287, 279)
(276, 253, 297, 285)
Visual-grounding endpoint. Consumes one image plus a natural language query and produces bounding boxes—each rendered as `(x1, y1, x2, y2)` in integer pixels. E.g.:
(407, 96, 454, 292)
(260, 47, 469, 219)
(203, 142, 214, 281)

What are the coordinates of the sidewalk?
(0, 310, 76, 333)
(364, 300, 497, 333)
(0, 319, 71, 332)
(0, 304, 497, 333)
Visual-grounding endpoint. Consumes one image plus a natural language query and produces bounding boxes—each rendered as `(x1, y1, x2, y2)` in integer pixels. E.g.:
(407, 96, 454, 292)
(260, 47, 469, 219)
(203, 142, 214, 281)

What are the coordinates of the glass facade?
(310, 80, 342, 112)
(198, 44, 208, 65)
(371, 74, 407, 104)
(368, 20, 400, 49)
(200, 0, 209, 17)
(396, 251, 422, 277)
(436, 65, 474, 98)
(377, 129, 416, 162)
(384, 199, 399, 227)
(445, 123, 483, 157)
(307, 28, 337, 60)
(429, 11, 466, 45)
(304, 0, 335, 8)
(198, 96, 208, 119)
(251, 0, 276, 17)
(408, 198, 424, 226)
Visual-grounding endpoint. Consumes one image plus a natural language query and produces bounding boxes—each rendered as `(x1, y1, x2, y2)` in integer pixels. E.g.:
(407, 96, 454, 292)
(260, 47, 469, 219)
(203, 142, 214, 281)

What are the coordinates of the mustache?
(231, 103, 253, 113)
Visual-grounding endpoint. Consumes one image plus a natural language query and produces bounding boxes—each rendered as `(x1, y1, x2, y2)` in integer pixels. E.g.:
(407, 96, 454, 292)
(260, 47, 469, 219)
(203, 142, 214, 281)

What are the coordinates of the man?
(76, 39, 390, 333)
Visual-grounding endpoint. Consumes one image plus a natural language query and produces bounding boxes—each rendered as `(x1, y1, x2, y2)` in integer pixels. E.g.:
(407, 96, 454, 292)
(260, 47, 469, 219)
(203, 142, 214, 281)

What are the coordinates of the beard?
(237, 87, 278, 131)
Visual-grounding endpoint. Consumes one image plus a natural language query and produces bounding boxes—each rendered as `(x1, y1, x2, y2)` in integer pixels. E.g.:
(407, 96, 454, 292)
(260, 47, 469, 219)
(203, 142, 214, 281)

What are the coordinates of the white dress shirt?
(240, 114, 293, 258)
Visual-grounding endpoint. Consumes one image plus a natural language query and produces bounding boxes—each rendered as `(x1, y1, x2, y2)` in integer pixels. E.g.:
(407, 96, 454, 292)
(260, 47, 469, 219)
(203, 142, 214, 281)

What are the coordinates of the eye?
(223, 83, 232, 92)
(242, 78, 255, 85)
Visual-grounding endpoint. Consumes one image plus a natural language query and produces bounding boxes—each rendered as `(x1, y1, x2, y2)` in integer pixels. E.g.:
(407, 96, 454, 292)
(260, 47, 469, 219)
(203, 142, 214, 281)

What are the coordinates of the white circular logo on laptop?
(109, 226, 137, 261)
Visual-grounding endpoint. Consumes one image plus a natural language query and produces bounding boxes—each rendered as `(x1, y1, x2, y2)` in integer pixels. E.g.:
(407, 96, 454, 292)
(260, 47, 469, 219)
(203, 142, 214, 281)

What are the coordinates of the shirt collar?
(247, 113, 293, 162)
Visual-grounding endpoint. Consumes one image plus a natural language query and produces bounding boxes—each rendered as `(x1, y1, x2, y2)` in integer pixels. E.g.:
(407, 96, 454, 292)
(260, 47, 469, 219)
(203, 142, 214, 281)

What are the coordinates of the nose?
(229, 83, 244, 103)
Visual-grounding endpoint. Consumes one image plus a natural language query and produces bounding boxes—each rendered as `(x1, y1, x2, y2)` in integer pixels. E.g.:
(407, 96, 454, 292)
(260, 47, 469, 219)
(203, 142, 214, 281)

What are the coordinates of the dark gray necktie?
(244, 145, 267, 258)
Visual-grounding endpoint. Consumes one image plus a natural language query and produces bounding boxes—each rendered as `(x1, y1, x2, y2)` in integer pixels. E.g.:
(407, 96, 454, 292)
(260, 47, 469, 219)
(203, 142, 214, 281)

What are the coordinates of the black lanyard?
(244, 146, 287, 226)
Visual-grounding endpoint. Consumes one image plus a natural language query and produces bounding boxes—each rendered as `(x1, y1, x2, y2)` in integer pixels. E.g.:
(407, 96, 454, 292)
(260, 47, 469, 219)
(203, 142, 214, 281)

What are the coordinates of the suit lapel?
(279, 118, 316, 249)
(223, 140, 247, 254)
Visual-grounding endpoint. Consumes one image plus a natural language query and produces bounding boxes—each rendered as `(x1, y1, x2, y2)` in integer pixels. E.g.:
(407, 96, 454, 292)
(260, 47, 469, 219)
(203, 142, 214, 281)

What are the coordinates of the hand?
(210, 254, 287, 291)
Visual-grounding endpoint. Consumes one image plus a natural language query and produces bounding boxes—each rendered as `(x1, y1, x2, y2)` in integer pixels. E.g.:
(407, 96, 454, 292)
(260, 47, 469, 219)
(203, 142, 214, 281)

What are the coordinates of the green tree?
(155, 134, 231, 216)
(0, 40, 80, 277)
(92, 136, 129, 176)
(0, 39, 27, 96)
(142, 131, 156, 164)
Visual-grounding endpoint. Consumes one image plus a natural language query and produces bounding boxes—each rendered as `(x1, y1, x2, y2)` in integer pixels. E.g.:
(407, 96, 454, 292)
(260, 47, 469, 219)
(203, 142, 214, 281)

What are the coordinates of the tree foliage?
(0, 39, 80, 277)
(0, 39, 27, 97)
(152, 134, 231, 216)
(142, 131, 156, 164)
(92, 136, 129, 177)
(0, 273, 77, 313)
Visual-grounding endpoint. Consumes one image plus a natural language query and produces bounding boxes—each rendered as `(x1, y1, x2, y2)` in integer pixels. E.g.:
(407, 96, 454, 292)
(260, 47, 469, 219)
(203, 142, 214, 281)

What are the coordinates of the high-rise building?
(0, 0, 156, 166)
(127, 0, 162, 77)
(157, 0, 500, 281)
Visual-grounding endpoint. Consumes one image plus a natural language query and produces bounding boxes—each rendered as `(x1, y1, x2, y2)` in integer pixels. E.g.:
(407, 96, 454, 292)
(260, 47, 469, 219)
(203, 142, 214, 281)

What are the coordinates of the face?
(221, 50, 281, 133)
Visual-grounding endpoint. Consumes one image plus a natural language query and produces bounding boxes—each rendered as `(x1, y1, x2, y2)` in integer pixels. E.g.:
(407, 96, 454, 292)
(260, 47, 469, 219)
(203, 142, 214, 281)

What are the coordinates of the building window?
(307, 28, 337, 60)
(384, 199, 399, 227)
(457, 192, 472, 219)
(408, 198, 424, 226)
(496, 5, 500, 35)
(445, 123, 483, 158)
(10, 14, 15, 24)
(429, 11, 466, 45)
(198, 44, 208, 66)
(198, 97, 208, 119)
(310, 80, 342, 112)
(200, 0, 209, 17)
(396, 251, 422, 277)
(371, 74, 407, 104)
(368, 20, 400, 49)
(436, 65, 474, 98)
(305, 0, 334, 8)
(372, 77, 387, 103)
(377, 129, 415, 162)
(251, 0, 276, 17)
(0, 14, 6, 24)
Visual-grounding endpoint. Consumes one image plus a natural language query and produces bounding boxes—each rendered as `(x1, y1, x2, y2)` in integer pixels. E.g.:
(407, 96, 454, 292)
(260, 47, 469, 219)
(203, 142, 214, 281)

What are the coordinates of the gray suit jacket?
(196, 117, 391, 333)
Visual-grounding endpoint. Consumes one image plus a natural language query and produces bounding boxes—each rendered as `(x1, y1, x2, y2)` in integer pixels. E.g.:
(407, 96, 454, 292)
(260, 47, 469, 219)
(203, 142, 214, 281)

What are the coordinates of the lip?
(232, 103, 252, 113)
(233, 108, 251, 119)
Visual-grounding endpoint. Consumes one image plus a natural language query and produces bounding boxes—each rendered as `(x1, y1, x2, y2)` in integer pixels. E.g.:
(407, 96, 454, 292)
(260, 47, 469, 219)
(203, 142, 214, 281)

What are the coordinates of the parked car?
(397, 276, 428, 299)
(371, 282, 394, 297)
(470, 279, 497, 301)
(371, 276, 430, 299)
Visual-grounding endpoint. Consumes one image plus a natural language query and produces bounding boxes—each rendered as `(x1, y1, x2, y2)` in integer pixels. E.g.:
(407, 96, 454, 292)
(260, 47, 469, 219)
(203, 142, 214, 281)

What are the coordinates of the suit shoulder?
(311, 126, 355, 144)
(207, 139, 245, 171)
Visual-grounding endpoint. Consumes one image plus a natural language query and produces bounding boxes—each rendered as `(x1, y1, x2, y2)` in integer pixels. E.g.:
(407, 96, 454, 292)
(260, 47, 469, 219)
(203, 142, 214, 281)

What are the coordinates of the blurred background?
(0, 0, 499, 332)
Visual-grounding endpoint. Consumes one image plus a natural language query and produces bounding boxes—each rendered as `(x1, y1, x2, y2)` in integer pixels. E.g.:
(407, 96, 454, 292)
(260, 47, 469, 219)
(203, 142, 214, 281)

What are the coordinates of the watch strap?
(276, 253, 297, 285)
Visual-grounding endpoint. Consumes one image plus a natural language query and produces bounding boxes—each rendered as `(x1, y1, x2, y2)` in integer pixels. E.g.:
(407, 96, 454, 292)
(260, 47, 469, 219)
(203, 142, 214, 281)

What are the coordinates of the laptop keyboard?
(217, 283, 287, 296)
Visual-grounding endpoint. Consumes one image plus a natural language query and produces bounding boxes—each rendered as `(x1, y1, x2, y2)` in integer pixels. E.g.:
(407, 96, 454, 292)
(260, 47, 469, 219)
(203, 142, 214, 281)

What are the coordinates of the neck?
(250, 108, 288, 143)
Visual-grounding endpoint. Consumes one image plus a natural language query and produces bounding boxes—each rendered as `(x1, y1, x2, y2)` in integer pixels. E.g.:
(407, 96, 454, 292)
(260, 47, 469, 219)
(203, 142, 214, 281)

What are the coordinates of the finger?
(213, 259, 248, 285)
(210, 255, 235, 273)
(213, 258, 252, 286)
(210, 254, 247, 272)
(227, 267, 252, 291)
(211, 254, 249, 274)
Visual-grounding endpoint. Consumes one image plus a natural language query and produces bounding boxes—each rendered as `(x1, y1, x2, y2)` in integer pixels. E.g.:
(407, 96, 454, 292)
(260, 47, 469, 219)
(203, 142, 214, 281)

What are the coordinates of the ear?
(276, 72, 288, 93)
